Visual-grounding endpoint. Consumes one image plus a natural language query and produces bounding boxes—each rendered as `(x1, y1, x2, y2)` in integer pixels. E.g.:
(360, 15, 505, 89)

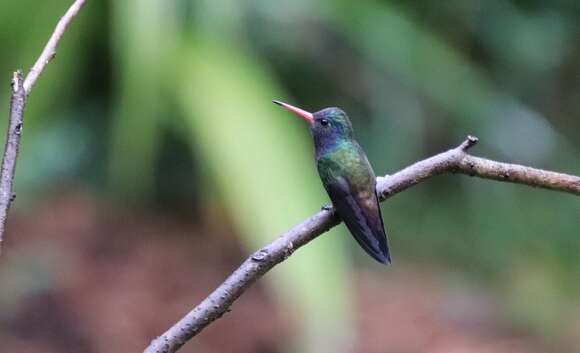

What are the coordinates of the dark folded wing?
(326, 176, 391, 264)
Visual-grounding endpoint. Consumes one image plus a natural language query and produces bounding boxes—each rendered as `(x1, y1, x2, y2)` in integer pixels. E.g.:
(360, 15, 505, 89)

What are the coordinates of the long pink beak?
(273, 100, 314, 123)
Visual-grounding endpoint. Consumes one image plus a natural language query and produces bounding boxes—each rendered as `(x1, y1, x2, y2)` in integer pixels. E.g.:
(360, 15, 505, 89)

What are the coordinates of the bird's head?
(273, 101, 354, 146)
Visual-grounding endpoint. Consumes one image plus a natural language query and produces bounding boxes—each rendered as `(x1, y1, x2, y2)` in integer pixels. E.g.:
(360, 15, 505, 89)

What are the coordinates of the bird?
(273, 100, 391, 264)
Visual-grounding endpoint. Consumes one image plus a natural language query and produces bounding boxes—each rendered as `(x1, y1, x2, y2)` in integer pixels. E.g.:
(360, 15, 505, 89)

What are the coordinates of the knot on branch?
(251, 249, 269, 262)
(459, 135, 479, 152)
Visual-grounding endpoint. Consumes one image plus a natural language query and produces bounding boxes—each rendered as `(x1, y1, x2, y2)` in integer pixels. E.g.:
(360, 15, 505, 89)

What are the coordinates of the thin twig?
(23, 0, 87, 94)
(0, 0, 87, 253)
(144, 136, 580, 353)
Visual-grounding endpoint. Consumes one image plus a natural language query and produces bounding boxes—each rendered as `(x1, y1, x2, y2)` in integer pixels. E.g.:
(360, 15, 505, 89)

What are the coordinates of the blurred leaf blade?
(107, 0, 180, 198)
(178, 36, 354, 353)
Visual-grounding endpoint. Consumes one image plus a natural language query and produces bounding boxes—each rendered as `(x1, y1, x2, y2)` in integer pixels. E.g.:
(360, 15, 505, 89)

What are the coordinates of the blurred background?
(0, 1, 579, 352)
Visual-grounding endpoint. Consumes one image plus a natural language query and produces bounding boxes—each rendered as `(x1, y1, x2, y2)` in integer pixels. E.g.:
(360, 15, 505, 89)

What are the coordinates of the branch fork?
(0, 0, 87, 253)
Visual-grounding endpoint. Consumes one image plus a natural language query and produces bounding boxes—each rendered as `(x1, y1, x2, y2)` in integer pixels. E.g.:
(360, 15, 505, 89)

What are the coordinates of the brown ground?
(0, 191, 557, 353)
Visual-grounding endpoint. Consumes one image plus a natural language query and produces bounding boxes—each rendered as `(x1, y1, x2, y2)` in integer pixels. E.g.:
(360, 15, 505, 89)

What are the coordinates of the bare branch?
(144, 136, 580, 353)
(0, 72, 26, 251)
(456, 155, 580, 195)
(0, 0, 87, 253)
(23, 0, 87, 94)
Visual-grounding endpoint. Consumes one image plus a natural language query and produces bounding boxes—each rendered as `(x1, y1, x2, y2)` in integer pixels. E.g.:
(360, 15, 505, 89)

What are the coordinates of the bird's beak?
(272, 100, 314, 123)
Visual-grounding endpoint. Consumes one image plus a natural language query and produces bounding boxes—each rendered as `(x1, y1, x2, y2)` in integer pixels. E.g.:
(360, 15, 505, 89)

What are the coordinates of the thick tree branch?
(0, 0, 87, 253)
(144, 136, 580, 353)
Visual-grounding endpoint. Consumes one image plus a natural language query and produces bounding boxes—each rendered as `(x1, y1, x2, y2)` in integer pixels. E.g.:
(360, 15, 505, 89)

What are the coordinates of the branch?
(0, 0, 87, 253)
(0, 72, 25, 252)
(144, 136, 580, 353)
(23, 0, 87, 94)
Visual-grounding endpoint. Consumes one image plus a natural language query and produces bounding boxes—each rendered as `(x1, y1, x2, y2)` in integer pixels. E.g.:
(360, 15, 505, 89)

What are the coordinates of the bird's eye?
(319, 119, 329, 126)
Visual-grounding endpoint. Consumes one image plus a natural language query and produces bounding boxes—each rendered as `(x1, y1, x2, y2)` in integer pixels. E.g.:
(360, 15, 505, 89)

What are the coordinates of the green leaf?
(178, 36, 354, 353)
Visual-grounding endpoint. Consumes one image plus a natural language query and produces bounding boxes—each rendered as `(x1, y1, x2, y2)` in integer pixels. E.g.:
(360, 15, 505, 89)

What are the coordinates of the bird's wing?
(323, 165, 391, 264)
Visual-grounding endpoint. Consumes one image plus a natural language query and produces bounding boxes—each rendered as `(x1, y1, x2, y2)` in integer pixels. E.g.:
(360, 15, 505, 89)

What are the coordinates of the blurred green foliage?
(1, 0, 579, 351)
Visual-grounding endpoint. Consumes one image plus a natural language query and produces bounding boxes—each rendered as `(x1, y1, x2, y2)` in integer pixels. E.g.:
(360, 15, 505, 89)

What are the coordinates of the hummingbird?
(273, 100, 391, 264)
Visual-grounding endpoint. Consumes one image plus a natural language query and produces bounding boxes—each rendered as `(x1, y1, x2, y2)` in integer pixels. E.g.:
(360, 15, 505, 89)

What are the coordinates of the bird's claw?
(321, 204, 333, 211)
